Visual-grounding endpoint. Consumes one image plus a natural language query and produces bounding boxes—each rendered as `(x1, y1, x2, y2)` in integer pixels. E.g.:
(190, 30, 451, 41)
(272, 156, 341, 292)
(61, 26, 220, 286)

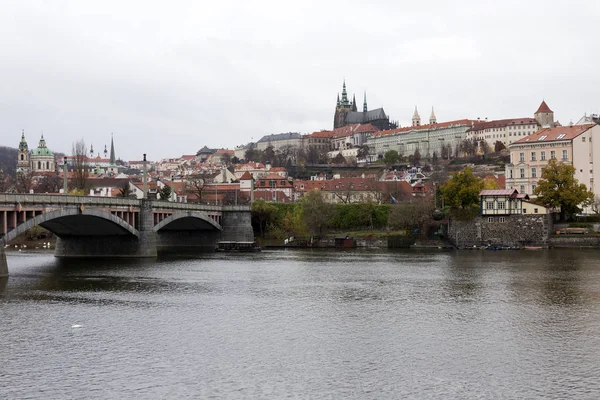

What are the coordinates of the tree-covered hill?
(0, 146, 17, 176)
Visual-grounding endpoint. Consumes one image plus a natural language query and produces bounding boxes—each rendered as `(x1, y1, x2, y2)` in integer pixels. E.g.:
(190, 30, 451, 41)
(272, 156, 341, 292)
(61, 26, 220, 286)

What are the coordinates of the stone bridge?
(0, 194, 253, 276)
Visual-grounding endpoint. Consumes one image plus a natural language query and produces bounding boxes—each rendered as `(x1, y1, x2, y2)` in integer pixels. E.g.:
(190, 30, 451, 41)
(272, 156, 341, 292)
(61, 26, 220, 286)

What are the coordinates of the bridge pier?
(0, 246, 8, 278)
(220, 208, 254, 242)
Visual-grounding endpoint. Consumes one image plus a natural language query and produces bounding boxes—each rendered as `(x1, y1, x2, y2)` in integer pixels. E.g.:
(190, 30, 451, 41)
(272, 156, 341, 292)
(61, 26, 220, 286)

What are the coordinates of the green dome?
(31, 147, 54, 156)
(31, 134, 53, 156)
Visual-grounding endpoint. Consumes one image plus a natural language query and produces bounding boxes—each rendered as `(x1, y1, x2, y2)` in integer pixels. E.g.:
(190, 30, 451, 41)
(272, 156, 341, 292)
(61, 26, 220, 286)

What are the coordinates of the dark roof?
(257, 132, 302, 143)
(345, 108, 387, 124)
(468, 118, 537, 132)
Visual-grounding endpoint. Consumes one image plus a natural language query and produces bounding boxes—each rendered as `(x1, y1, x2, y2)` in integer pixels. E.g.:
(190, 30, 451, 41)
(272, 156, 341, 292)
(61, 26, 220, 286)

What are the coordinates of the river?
(1, 249, 600, 399)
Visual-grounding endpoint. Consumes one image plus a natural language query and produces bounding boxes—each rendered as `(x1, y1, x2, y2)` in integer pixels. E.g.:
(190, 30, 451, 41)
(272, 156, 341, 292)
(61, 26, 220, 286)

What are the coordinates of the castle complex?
(333, 81, 396, 131)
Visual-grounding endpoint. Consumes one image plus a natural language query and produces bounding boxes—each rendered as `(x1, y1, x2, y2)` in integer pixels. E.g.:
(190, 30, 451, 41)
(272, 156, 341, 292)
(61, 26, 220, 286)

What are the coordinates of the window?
(519, 152, 524, 162)
(37, 161, 41, 170)
(488, 217, 494, 223)
(498, 201, 505, 210)
(499, 217, 506, 223)
(531, 168, 537, 178)
(509, 170, 513, 179)
(531, 184, 536, 192)
(520, 168, 525, 178)
(520, 185, 525, 192)
(541, 151, 546, 161)
(486, 201, 494, 209)
(531, 152, 536, 161)
(557, 134, 566, 139)
(534, 208, 539, 214)
(538, 135, 547, 141)
(562, 150, 568, 160)
(523, 208, 527, 214)
(551, 151, 556, 159)
(20, 154, 24, 161)
(582, 137, 586, 142)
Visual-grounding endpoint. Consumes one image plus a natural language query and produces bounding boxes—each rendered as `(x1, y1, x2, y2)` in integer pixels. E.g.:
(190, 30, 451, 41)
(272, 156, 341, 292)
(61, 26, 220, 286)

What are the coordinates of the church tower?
(334, 80, 354, 129)
(412, 106, 421, 127)
(110, 133, 116, 165)
(363, 92, 368, 112)
(534, 100, 554, 128)
(17, 130, 30, 172)
(429, 107, 437, 125)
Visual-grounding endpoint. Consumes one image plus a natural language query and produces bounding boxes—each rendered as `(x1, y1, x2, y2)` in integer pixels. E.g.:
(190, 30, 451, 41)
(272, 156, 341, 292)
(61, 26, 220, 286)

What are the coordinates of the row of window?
(518, 150, 566, 162)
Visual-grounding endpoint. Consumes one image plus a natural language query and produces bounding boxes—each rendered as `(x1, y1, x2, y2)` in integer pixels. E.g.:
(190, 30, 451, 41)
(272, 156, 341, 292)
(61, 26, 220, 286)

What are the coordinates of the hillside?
(0, 146, 17, 176)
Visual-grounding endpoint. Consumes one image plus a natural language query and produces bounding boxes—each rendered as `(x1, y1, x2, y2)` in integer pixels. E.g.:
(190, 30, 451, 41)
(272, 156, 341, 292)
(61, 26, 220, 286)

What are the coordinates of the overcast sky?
(1, 0, 599, 161)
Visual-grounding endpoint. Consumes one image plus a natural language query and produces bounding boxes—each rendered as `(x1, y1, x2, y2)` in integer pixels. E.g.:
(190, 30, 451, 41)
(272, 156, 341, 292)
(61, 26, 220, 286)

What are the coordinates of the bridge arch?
(1, 208, 139, 245)
(153, 211, 222, 232)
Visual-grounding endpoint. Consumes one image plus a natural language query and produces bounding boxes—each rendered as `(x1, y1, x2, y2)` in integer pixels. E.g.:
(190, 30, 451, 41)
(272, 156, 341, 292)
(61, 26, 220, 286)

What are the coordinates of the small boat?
(523, 246, 543, 250)
(216, 241, 262, 252)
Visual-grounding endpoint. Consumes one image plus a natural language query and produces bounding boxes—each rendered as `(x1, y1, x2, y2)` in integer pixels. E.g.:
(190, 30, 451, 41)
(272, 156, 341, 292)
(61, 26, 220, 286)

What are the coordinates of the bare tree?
(72, 139, 89, 192)
(185, 172, 214, 203)
(36, 174, 62, 193)
(14, 170, 35, 193)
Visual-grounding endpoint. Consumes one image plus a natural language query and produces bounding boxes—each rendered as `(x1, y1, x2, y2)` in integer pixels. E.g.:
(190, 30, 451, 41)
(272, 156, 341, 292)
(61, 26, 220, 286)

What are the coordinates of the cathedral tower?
(334, 80, 354, 129)
(412, 106, 421, 127)
(429, 107, 437, 125)
(17, 130, 29, 172)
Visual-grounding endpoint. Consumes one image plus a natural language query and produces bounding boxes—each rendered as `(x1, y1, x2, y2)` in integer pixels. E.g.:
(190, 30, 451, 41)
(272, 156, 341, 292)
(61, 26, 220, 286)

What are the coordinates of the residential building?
(466, 101, 556, 151)
(254, 132, 303, 152)
(505, 124, 600, 197)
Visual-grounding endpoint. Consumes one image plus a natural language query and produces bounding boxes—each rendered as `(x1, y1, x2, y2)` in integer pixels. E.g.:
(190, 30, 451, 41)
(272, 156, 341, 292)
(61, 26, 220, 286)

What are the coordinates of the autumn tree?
(533, 158, 594, 220)
(301, 190, 336, 237)
(483, 178, 501, 190)
(388, 200, 435, 232)
(440, 167, 483, 218)
(251, 199, 277, 237)
(36, 174, 62, 193)
(331, 153, 347, 165)
(494, 141, 506, 152)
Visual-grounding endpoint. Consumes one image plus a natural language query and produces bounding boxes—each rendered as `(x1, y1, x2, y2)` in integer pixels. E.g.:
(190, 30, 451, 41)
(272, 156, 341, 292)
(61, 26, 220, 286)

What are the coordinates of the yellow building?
(505, 124, 600, 197)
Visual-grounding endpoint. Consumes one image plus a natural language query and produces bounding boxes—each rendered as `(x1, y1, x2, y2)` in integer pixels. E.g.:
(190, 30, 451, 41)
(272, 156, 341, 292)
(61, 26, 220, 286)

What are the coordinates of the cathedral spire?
(352, 93, 357, 111)
(336, 93, 340, 106)
(363, 92, 368, 112)
(90, 143, 94, 157)
(429, 107, 437, 125)
(109, 133, 116, 165)
(341, 80, 348, 105)
(19, 129, 28, 151)
(412, 106, 421, 127)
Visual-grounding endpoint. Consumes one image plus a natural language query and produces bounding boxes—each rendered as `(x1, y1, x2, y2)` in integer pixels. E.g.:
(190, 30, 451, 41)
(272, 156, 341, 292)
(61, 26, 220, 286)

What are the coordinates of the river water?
(2, 249, 600, 399)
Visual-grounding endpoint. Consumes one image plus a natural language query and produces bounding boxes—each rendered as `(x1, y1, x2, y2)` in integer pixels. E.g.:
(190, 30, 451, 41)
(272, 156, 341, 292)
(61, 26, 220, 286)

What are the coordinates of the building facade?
(367, 119, 478, 161)
(505, 124, 600, 196)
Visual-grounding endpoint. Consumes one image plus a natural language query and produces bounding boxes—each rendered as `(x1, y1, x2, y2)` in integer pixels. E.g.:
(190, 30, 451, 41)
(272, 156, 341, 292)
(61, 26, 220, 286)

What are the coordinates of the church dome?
(30, 135, 53, 156)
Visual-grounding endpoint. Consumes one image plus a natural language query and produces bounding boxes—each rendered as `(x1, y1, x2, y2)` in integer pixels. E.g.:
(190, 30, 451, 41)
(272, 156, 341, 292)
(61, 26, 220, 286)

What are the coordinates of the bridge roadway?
(0, 194, 253, 276)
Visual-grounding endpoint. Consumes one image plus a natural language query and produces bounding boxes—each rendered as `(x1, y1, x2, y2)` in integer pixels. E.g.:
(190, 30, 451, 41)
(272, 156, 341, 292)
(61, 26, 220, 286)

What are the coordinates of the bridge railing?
(0, 193, 250, 212)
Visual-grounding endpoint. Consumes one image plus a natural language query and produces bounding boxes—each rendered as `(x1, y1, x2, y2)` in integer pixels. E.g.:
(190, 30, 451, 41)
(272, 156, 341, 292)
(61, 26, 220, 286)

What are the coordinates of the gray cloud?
(1, 0, 599, 161)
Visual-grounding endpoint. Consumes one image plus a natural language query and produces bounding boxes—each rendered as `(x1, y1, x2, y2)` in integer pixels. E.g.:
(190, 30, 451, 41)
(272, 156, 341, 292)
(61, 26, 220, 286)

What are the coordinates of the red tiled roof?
(373, 119, 480, 137)
(512, 124, 595, 144)
(239, 171, 253, 180)
(354, 123, 379, 133)
(307, 130, 335, 138)
(535, 100, 553, 114)
(468, 118, 537, 132)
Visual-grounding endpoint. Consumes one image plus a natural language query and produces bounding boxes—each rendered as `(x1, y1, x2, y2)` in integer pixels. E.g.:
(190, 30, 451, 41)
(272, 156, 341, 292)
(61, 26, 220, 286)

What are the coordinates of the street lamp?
(63, 156, 68, 195)
(142, 154, 147, 199)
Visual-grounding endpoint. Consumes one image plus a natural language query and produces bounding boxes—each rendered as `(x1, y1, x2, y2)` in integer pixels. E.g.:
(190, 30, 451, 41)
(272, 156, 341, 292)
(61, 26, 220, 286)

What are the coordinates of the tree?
(592, 194, 600, 214)
(533, 158, 594, 220)
(382, 150, 399, 167)
(14, 170, 35, 193)
(301, 190, 335, 237)
(72, 139, 89, 191)
(483, 178, 501, 190)
(440, 167, 483, 210)
(494, 141, 506, 152)
(251, 199, 277, 237)
(412, 149, 421, 166)
(431, 151, 438, 165)
(159, 184, 172, 200)
(244, 148, 259, 163)
(185, 173, 214, 203)
(118, 182, 133, 198)
(388, 201, 434, 232)
(36, 174, 62, 193)
(331, 153, 347, 165)
(357, 145, 370, 162)
(459, 139, 477, 156)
